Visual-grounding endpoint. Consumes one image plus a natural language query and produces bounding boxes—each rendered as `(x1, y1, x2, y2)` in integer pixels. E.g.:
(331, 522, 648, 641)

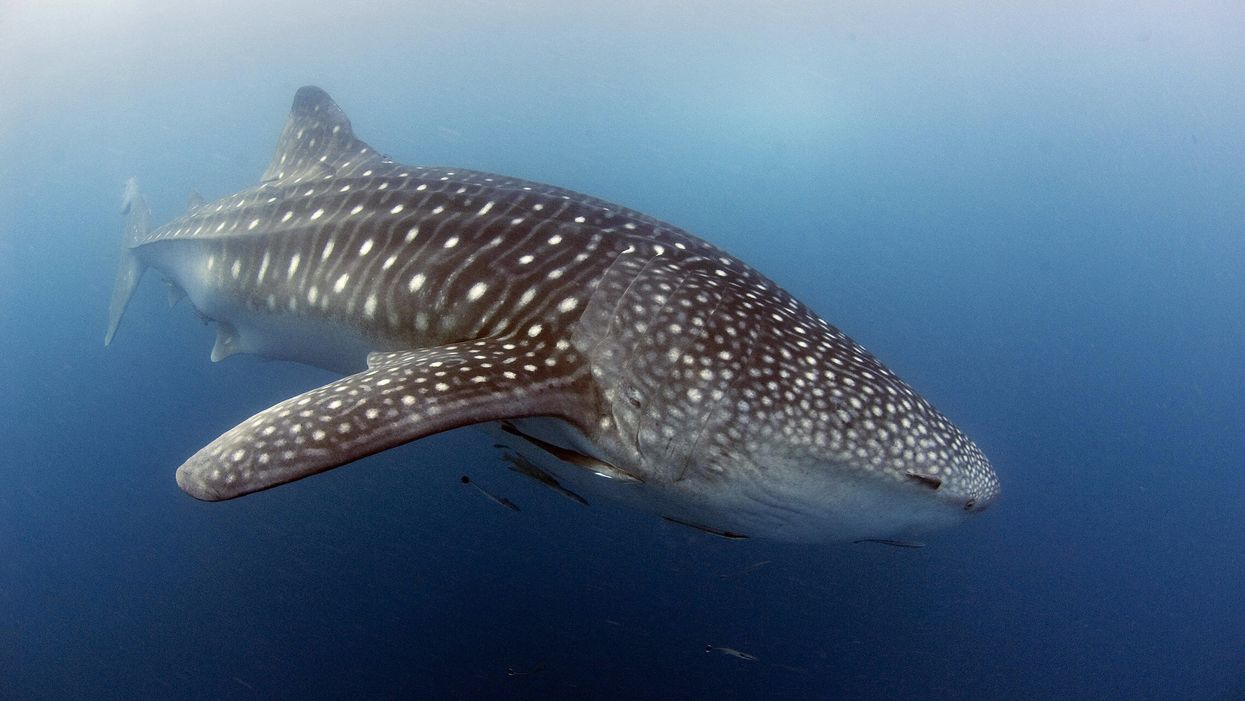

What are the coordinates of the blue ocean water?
(2, 2, 1243, 698)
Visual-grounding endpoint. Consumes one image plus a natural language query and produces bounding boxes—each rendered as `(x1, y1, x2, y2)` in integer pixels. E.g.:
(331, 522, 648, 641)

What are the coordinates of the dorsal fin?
(261, 86, 389, 184)
(186, 189, 205, 211)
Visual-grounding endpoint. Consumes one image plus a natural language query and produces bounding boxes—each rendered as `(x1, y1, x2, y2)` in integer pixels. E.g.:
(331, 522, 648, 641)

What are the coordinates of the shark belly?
(140, 238, 377, 373)
(494, 417, 959, 542)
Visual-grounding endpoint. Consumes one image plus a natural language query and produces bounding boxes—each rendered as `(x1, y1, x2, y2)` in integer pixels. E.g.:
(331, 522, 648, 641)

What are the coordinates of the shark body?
(107, 87, 999, 542)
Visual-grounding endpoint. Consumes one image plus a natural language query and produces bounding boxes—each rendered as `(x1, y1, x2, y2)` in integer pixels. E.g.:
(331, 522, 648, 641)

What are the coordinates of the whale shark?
(106, 86, 999, 542)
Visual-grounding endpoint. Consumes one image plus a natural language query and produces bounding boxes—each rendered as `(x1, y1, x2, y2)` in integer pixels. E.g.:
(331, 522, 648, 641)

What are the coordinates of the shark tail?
(105, 177, 151, 346)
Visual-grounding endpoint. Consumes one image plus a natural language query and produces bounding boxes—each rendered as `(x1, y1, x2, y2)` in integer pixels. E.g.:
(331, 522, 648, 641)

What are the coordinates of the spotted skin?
(108, 87, 999, 542)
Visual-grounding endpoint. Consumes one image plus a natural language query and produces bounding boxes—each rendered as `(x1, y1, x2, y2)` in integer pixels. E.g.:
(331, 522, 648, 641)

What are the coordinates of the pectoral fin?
(176, 337, 582, 500)
(210, 322, 241, 362)
(164, 278, 187, 308)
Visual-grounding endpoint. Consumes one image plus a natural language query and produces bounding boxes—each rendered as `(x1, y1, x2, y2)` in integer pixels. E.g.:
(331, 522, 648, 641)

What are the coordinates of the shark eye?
(624, 385, 643, 408)
(963, 498, 977, 511)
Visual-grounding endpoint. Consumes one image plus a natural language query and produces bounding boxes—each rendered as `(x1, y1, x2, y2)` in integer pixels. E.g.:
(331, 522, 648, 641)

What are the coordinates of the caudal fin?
(104, 177, 151, 346)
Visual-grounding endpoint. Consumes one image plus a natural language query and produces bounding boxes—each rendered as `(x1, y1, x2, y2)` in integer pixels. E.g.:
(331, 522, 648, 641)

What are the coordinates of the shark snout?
(951, 454, 1000, 514)
(964, 467, 1001, 513)
(175, 460, 227, 501)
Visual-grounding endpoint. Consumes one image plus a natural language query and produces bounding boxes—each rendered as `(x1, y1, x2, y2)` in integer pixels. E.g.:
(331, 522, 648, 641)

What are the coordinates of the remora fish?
(852, 538, 926, 549)
(460, 475, 520, 512)
(499, 448, 590, 506)
(106, 86, 1000, 542)
(705, 644, 758, 662)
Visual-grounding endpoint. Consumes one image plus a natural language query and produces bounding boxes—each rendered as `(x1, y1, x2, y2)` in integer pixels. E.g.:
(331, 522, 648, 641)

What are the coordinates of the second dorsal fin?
(187, 189, 205, 212)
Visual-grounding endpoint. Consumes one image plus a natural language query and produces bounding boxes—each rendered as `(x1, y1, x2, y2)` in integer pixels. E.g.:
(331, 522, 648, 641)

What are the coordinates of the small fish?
(663, 515, 749, 540)
(499, 449, 590, 506)
(705, 644, 758, 662)
(852, 538, 925, 549)
(717, 560, 772, 580)
(460, 475, 520, 512)
(506, 663, 545, 677)
(500, 423, 643, 483)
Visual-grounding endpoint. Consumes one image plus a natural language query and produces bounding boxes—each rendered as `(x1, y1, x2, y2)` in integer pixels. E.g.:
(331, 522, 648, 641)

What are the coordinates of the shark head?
(108, 86, 999, 543)
(557, 246, 1000, 542)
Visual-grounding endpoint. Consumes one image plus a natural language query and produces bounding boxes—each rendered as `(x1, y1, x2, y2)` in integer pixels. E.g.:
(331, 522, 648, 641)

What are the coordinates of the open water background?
(1, 2, 1242, 698)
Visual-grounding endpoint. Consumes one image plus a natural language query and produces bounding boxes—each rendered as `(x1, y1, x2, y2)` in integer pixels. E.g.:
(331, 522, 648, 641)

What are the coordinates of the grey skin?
(106, 87, 1000, 543)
